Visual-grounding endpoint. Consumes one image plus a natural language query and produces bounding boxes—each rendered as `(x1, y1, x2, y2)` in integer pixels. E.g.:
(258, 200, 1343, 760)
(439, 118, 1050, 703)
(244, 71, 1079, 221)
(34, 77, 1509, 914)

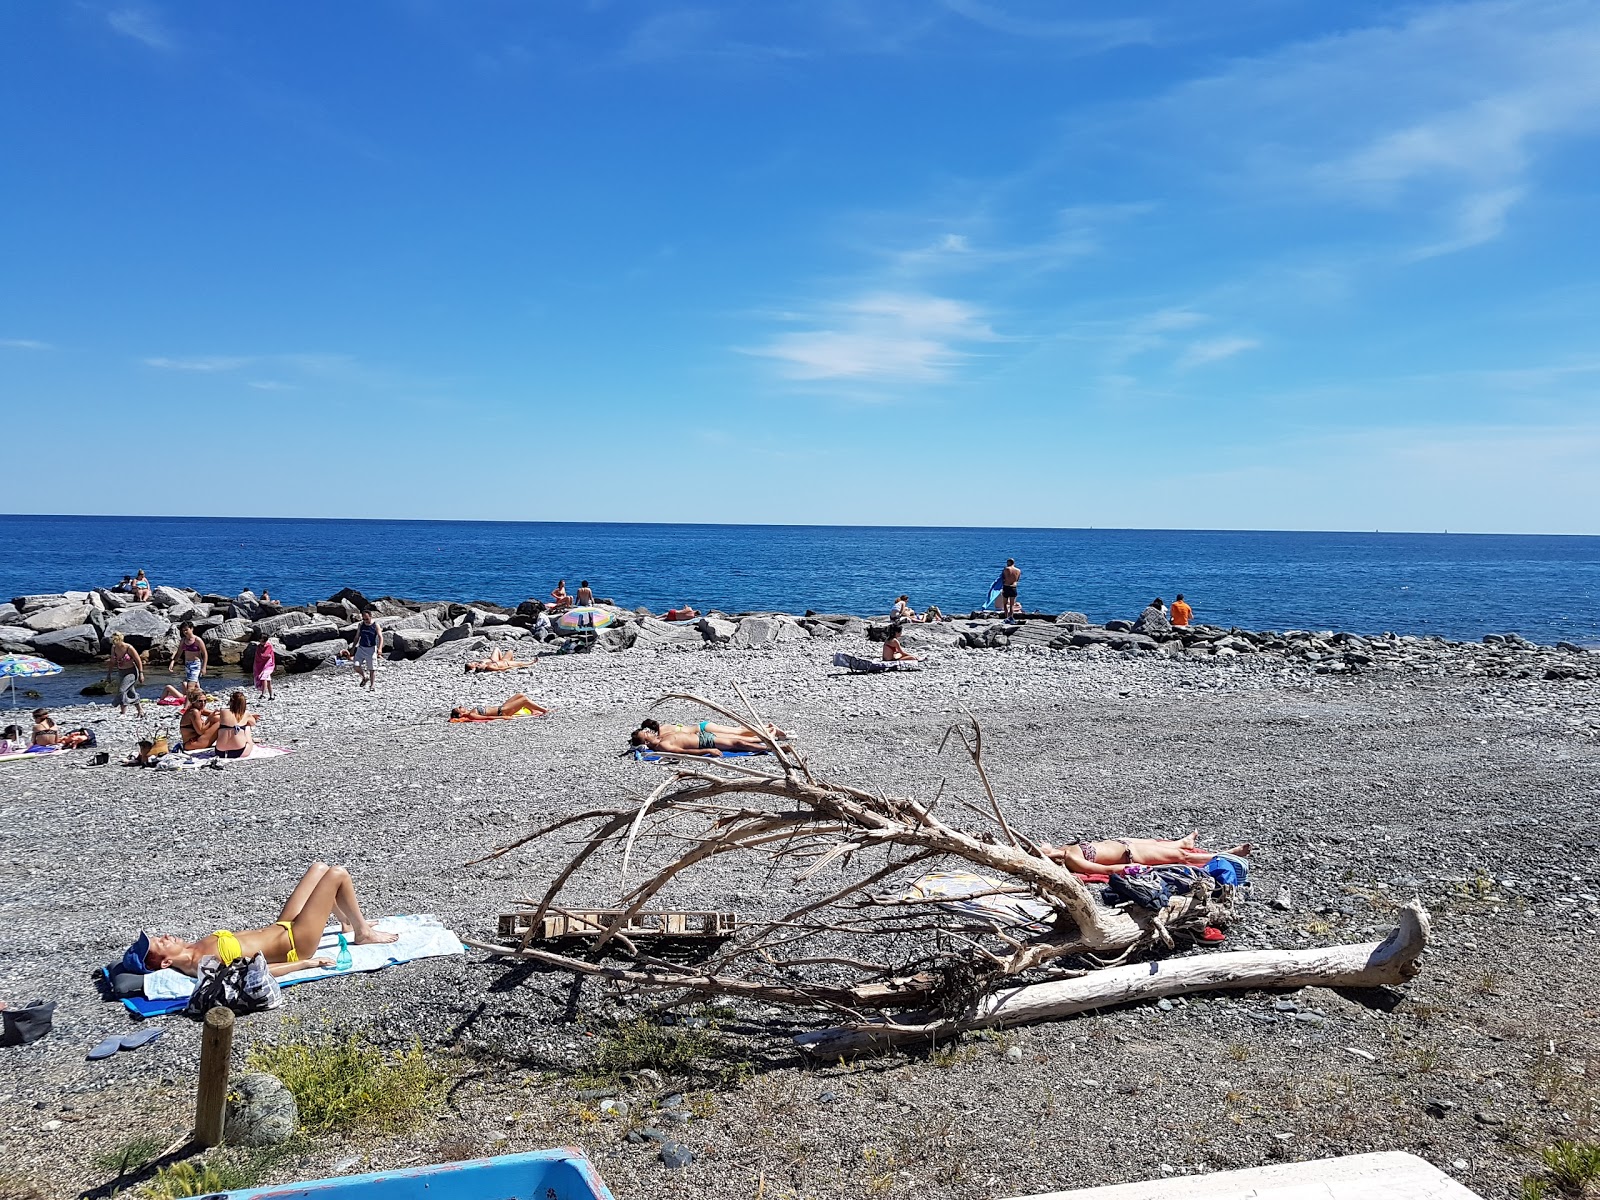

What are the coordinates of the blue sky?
(3, 1, 1599, 532)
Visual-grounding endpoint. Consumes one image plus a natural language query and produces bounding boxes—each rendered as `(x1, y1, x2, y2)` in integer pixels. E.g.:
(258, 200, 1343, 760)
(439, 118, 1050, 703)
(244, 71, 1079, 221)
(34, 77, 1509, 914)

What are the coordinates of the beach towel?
(833, 652, 921, 673)
(116, 915, 464, 1017)
(893, 870, 1055, 935)
(984, 573, 1005, 611)
(187, 744, 293, 762)
(630, 747, 768, 763)
(0, 746, 63, 763)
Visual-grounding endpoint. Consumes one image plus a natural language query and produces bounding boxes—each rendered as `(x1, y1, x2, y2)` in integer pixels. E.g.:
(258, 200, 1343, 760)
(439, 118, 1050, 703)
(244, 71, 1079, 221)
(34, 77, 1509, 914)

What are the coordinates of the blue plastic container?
(227, 1148, 615, 1200)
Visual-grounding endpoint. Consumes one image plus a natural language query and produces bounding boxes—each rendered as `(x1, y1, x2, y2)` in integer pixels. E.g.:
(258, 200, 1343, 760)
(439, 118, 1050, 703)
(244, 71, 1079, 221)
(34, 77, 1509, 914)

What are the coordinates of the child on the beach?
(254, 638, 277, 700)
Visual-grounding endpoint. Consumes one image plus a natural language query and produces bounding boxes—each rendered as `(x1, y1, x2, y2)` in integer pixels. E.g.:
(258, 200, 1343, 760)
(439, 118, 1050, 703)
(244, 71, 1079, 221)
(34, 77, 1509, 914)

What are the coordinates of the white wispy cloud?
(0, 338, 53, 351)
(1133, 0, 1600, 258)
(939, 0, 1154, 50)
(618, 9, 808, 65)
(744, 292, 997, 384)
(105, 5, 177, 52)
(247, 380, 298, 392)
(1178, 336, 1261, 369)
(143, 355, 252, 372)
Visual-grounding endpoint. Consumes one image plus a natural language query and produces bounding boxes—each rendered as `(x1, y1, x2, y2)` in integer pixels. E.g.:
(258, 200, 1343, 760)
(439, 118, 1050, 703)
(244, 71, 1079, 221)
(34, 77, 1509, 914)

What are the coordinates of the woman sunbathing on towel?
(133, 862, 398, 979)
(1036, 832, 1252, 877)
(464, 648, 538, 673)
(450, 693, 548, 721)
(630, 720, 772, 756)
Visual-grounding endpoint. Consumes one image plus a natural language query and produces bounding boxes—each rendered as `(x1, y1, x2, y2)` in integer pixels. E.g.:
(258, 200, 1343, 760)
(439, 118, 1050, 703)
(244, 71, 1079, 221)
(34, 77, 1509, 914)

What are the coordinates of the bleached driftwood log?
(795, 900, 1429, 1057)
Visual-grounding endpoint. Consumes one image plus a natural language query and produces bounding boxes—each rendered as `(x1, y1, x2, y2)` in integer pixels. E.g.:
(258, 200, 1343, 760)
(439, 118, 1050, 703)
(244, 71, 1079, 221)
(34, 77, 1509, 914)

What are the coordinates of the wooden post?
(194, 1006, 235, 1147)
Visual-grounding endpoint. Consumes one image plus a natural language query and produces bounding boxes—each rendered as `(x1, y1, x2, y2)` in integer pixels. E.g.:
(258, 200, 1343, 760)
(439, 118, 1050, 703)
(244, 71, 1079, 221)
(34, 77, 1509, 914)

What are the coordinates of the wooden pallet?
(497, 908, 738, 942)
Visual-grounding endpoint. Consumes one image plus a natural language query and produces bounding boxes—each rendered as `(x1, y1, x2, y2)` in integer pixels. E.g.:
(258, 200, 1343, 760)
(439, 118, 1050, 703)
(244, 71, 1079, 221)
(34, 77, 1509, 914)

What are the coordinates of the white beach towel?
(141, 914, 464, 999)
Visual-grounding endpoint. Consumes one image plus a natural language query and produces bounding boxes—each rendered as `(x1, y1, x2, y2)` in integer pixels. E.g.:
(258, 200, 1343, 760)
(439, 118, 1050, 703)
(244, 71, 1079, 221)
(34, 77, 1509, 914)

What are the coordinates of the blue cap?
(119, 932, 153, 975)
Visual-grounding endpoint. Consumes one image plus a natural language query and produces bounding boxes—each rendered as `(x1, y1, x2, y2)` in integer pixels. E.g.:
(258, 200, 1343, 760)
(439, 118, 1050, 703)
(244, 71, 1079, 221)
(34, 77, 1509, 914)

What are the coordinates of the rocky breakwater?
(0, 585, 1592, 683)
(924, 610, 1596, 680)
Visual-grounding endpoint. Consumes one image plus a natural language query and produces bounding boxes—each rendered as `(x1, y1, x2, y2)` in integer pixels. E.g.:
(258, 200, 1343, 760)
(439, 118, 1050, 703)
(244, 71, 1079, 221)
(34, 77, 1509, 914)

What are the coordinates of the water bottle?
(335, 933, 353, 971)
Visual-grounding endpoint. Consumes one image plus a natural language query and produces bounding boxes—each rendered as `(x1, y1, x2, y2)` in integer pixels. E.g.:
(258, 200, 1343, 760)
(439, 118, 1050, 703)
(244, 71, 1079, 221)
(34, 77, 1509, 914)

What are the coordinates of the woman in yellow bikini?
(133, 862, 398, 978)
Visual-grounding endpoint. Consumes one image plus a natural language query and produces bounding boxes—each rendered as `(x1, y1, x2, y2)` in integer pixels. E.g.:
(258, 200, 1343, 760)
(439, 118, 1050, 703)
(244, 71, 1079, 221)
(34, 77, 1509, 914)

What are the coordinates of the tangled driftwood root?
(464, 688, 1429, 1053)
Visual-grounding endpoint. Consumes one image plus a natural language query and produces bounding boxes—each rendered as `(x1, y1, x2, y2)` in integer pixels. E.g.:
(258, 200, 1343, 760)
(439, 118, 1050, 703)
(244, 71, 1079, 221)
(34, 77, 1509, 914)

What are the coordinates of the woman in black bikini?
(214, 690, 261, 758)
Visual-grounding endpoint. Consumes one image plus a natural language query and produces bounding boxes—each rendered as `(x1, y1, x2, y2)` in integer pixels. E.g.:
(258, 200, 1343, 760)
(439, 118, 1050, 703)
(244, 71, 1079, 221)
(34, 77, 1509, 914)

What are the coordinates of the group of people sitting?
(168, 686, 262, 758)
(547, 579, 595, 611)
(2, 711, 94, 753)
(891, 595, 943, 624)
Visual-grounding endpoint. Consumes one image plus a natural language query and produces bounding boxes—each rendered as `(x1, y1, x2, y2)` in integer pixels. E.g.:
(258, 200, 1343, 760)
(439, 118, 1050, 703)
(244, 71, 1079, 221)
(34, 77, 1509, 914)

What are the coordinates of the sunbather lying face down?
(1036, 831, 1252, 877)
(450, 693, 549, 721)
(135, 862, 398, 979)
(464, 648, 538, 673)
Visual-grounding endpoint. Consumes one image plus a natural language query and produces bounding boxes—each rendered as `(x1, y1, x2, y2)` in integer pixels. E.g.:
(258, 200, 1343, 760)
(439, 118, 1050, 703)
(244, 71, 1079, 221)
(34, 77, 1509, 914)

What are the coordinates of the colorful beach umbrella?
(556, 606, 616, 631)
(0, 654, 63, 706)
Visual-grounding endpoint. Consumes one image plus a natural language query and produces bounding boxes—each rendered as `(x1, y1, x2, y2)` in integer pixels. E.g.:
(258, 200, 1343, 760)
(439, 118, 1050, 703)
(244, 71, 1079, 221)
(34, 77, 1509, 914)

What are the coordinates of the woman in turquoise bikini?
(132, 862, 397, 978)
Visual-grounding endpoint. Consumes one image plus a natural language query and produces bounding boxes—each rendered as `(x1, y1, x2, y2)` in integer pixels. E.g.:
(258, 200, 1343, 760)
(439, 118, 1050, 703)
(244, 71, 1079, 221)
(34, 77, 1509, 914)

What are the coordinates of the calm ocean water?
(2, 515, 1597, 647)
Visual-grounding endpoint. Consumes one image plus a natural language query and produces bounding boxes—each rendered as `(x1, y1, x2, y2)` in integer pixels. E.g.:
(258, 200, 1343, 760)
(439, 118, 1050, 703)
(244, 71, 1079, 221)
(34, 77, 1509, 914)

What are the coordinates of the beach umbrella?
(556, 606, 616, 631)
(0, 654, 63, 706)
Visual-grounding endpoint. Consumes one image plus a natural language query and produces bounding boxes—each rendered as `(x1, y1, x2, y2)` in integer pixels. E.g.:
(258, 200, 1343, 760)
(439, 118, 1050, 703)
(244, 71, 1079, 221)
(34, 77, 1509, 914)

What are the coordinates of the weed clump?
(141, 1153, 267, 1198)
(93, 1133, 167, 1178)
(583, 1017, 748, 1086)
(1539, 1140, 1600, 1196)
(249, 1035, 442, 1133)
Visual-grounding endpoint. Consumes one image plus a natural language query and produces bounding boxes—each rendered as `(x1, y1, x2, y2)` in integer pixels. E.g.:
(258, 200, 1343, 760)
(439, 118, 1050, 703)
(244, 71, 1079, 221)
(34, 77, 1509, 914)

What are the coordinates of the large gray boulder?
(24, 604, 89, 633)
(287, 639, 348, 672)
(695, 616, 738, 644)
(280, 620, 343, 650)
(387, 627, 439, 659)
(254, 611, 316, 640)
(214, 639, 250, 666)
(98, 590, 136, 612)
(213, 617, 254, 643)
(420, 635, 486, 661)
(0, 625, 37, 652)
(1132, 605, 1172, 636)
(379, 611, 442, 633)
(0, 603, 17, 624)
(732, 615, 807, 649)
(224, 1073, 298, 1147)
(1054, 611, 1090, 627)
(12, 594, 67, 614)
(106, 607, 171, 651)
(31, 624, 103, 662)
(149, 585, 193, 610)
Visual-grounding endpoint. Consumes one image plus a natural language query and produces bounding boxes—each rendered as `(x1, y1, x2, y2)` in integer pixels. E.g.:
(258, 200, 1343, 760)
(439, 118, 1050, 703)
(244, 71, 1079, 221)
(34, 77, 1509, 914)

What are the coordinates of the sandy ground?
(2, 637, 1598, 1200)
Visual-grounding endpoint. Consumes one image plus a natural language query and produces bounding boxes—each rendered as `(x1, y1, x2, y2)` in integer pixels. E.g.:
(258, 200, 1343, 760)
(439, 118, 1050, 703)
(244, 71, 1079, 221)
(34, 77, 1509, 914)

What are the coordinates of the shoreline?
(4, 583, 1595, 692)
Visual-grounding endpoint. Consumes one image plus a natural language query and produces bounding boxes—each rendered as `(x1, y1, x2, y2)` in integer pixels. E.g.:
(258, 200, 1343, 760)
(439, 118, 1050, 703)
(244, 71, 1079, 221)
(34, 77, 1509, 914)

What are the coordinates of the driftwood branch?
(794, 899, 1431, 1057)
(468, 692, 1431, 1052)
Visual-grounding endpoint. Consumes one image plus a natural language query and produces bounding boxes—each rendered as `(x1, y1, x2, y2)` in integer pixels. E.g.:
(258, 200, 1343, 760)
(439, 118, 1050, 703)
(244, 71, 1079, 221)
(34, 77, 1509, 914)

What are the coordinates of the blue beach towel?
(984, 573, 1005, 611)
(106, 915, 464, 1017)
(630, 748, 767, 763)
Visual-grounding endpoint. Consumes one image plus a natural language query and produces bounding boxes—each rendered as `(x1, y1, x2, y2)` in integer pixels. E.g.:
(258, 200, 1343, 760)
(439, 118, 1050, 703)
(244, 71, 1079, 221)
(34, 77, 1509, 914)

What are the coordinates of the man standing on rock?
(1000, 559, 1022, 616)
(353, 609, 383, 692)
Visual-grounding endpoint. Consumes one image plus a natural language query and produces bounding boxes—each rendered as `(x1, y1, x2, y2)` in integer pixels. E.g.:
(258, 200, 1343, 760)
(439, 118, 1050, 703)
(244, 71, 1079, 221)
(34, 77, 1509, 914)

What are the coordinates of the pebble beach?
(2, 587, 1599, 1199)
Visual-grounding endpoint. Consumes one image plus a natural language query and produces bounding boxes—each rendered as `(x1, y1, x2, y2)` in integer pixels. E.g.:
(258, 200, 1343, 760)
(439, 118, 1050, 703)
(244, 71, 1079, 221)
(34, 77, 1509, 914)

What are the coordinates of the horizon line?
(2, 513, 1599, 539)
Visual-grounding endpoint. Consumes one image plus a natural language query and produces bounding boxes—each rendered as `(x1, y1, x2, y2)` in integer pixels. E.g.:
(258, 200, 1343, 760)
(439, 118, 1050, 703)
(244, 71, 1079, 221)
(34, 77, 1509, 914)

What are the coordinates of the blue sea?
(3, 516, 1598, 648)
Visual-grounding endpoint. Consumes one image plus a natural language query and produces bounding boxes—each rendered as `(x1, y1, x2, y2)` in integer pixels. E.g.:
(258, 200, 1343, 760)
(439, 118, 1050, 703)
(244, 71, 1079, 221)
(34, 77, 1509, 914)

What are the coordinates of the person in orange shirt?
(1170, 594, 1193, 627)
